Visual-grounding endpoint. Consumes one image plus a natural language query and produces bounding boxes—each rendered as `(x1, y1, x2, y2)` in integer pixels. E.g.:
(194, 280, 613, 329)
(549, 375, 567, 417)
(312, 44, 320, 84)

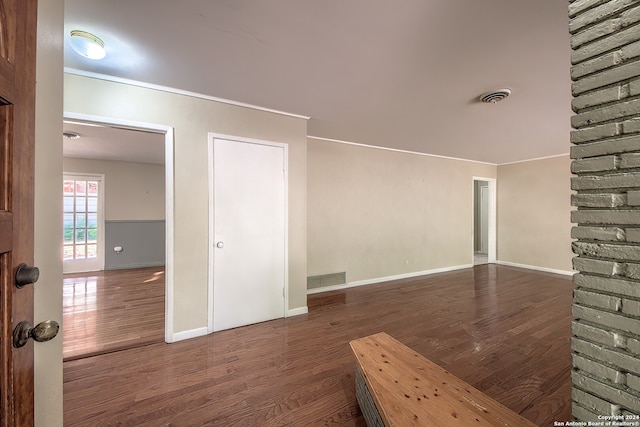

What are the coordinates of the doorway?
(62, 114, 173, 358)
(208, 134, 288, 332)
(473, 177, 496, 265)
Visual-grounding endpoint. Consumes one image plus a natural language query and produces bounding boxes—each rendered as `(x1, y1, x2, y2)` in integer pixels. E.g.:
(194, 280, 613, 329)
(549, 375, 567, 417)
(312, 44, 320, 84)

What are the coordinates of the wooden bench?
(349, 332, 538, 426)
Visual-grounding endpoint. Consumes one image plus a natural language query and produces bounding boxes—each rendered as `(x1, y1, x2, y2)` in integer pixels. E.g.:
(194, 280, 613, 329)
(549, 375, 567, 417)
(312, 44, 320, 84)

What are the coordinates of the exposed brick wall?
(570, 0, 640, 422)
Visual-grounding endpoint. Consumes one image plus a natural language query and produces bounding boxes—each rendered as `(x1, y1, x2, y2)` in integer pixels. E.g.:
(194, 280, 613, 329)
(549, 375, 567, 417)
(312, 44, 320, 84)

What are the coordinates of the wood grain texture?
(0, 212, 11, 258)
(0, 0, 38, 424)
(63, 267, 165, 361)
(64, 264, 573, 426)
(351, 332, 537, 426)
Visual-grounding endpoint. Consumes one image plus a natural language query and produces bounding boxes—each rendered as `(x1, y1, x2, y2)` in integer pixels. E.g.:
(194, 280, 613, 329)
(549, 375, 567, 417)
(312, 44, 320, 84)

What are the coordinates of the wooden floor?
(64, 264, 574, 426)
(63, 267, 165, 360)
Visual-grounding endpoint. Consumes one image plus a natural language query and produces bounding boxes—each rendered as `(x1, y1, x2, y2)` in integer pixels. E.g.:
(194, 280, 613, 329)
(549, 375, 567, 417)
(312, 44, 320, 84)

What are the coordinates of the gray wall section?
(569, 0, 640, 421)
(105, 220, 165, 270)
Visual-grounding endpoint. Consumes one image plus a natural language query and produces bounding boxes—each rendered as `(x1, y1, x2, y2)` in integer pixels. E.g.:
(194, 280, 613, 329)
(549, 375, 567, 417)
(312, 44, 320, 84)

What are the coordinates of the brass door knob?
(15, 263, 40, 288)
(13, 320, 59, 348)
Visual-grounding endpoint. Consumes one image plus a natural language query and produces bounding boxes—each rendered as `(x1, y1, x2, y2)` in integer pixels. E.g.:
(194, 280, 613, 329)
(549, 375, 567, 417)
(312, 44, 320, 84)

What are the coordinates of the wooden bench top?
(349, 332, 538, 427)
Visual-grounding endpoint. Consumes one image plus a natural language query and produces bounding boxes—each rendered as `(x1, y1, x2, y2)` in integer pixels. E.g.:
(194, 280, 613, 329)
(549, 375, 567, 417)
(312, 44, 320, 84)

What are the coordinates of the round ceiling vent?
(63, 131, 81, 140)
(480, 88, 511, 104)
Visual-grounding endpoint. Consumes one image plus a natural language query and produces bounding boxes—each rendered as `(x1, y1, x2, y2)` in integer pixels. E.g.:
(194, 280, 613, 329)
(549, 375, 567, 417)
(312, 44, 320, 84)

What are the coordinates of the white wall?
(307, 138, 496, 284)
(308, 140, 574, 284)
(63, 157, 165, 220)
(64, 73, 309, 335)
(497, 155, 573, 273)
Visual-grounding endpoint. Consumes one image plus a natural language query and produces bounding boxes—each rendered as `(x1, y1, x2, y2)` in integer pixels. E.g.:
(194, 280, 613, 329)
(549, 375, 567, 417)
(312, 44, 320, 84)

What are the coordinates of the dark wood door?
(0, 0, 39, 426)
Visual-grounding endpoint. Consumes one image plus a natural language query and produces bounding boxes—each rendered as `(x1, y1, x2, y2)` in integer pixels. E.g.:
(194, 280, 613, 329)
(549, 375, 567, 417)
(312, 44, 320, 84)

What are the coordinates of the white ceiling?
(63, 121, 165, 165)
(63, 0, 572, 165)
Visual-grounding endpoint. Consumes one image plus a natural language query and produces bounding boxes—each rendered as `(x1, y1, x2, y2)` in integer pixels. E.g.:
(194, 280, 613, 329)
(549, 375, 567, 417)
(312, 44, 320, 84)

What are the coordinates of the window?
(63, 174, 103, 273)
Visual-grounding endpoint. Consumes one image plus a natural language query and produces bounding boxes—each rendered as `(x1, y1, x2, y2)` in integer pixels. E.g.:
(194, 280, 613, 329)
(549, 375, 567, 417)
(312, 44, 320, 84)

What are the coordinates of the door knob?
(13, 320, 59, 348)
(216, 241, 224, 248)
(15, 263, 39, 288)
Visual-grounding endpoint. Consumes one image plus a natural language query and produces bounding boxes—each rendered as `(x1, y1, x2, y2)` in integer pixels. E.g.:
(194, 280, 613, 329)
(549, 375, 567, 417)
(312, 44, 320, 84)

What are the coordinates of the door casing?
(479, 184, 489, 254)
(472, 177, 497, 264)
(62, 112, 176, 342)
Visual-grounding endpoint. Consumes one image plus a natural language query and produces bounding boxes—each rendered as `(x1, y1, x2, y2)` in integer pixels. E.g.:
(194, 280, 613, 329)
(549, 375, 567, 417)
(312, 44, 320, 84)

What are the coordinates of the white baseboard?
(307, 264, 474, 295)
(287, 306, 308, 317)
(166, 326, 208, 343)
(169, 309, 307, 341)
(496, 260, 575, 276)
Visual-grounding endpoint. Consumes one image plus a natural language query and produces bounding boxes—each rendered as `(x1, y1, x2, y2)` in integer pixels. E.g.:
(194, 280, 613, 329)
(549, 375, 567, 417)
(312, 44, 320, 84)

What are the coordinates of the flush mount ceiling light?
(69, 30, 106, 60)
(63, 132, 81, 140)
(480, 88, 512, 104)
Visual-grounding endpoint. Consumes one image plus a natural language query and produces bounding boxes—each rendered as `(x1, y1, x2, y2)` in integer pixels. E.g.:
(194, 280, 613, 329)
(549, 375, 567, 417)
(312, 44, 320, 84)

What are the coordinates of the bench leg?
(355, 364, 385, 427)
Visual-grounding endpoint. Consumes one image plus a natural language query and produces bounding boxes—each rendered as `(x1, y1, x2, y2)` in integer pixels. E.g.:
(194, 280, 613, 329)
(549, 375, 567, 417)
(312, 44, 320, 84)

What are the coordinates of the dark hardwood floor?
(63, 264, 574, 426)
(63, 266, 165, 360)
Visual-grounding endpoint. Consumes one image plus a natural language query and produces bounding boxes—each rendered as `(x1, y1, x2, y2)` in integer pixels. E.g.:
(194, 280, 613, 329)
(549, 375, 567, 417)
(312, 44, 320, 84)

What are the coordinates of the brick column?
(569, 0, 640, 421)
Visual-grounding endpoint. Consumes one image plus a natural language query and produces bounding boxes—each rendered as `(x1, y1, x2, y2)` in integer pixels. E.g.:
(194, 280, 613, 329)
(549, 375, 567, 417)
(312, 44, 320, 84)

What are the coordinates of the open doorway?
(62, 117, 171, 360)
(473, 177, 496, 265)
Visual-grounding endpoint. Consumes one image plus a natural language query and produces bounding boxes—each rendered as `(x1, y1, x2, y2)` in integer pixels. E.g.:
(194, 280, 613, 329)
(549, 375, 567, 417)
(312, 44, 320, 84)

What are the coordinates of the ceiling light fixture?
(480, 88, 512, 104)
(69, 30, 106, 60)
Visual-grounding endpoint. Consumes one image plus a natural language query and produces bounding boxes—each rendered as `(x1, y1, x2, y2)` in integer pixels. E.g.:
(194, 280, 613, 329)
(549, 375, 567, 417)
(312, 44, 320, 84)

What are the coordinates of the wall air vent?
(307, 272, 346, 289)
(480, 88, 512, 104)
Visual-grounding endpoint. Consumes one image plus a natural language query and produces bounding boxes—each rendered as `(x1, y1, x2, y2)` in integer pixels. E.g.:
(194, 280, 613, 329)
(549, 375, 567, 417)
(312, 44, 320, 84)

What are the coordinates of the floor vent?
(307, 272, 346, 289)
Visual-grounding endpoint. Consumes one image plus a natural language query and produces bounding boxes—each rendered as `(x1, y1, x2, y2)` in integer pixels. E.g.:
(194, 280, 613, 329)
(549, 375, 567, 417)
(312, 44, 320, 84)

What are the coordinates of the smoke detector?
(480, 88, 512, 104)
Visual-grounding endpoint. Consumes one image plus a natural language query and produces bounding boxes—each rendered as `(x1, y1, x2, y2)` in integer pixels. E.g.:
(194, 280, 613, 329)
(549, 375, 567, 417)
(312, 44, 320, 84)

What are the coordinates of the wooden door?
(0, 0, 39, 426)
(212, 138, 286, 332)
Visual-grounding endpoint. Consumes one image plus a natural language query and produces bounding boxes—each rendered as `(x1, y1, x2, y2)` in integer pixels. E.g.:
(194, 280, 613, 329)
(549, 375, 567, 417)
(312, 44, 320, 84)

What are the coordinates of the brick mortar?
(571, 134, 640, 159)
(573, 387, 623, 416)
(572, 78, 640, 112)
(571, 8, 640, 51)
(573, 60, 640, 95)
(573, 25, 640, 66)
(571, 301, 640, 338)
(572, 402, 602, 423)
(572, 337, 640, 376)
(573, 353, 628, 385)
(572, 97, 640, 128)
(572, 172, 640, 189)
(570, 1, 610, 19)
(572, 371, 640, 412)
(570, 2, 640, 421)
(571, 1, 640, 37)
(572, 320, 632, 349)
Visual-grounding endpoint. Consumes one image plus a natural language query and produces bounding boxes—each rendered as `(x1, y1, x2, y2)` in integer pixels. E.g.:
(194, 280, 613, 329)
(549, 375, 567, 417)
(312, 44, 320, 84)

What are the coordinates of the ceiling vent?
(480, 88, 511, 104)
(63, 132, 81, 140)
